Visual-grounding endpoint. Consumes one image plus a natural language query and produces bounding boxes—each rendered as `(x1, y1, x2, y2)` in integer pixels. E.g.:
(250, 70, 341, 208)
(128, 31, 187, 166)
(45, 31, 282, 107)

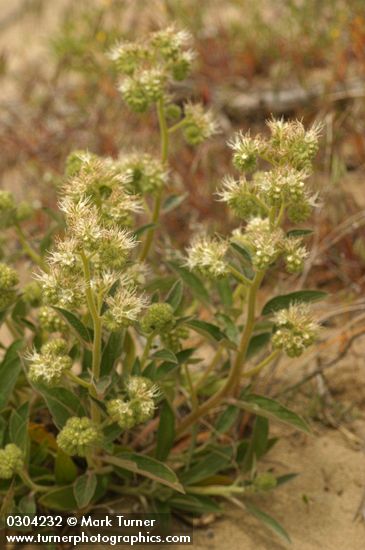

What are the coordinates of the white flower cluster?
(186, 236, 228, 279)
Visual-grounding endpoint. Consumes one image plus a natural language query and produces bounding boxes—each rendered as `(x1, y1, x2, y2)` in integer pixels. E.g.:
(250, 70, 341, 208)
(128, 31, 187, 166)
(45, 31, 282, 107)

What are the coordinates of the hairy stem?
(80, 252, 102, 423)
(139, 97, 169, 261)
(175, 270, 265, 436)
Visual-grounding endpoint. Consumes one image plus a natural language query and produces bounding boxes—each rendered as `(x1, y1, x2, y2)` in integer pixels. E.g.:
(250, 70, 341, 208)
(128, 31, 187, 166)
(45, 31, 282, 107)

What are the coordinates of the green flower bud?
(109, 41, 148, 76)
(0, 263, 18, 310)
(0, 263, 18, 290)
(27, 341, 72, 387)
(141, 303, 175, 333)
(22, 281, 43, 307)
(123, 154, 168, 196)
(0, 444, 23, 479)
(164, 103, 182, 121)
(131, 398, 155, 424)
(126, 376, 158, 401)
(57, 417, 102, 457)
(218, 176, 265, 220)
(106, 399, 136, 429)
(287, 200, 312, 223)
(228, 131, 264, 172)
(119, 69, 166, 113)
(0, 190, 16, 228)
(38, 306, 67, 333)
(283, 238, 308, 274)
(41, 338, 68, 356)
(65, 150, 95, 177)
(272, 304, 319, 357)
(16, 201, 34, 222)
(186, 236, 228, 279)
(182, 103, 218, 146)
(161, 325, 189, 352)
(254, 472, 277, 491)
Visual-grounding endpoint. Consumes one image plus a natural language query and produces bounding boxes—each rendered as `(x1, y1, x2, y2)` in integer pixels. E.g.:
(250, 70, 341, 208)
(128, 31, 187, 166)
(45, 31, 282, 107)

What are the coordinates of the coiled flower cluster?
(107, 376, 159, 430)
(57, 417, 102, 457)
(109, 26, 194, 113)
(272, 304, 319, 357)
(186, 236, 228, 279)
(0, 444, 23, 479)
(0, 263, 19, 310)
(27, 338, 72, 387)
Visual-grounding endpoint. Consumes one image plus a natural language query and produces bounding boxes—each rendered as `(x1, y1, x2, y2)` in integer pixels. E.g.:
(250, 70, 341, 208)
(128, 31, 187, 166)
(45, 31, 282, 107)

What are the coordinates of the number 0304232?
(6, 515, 63, 527)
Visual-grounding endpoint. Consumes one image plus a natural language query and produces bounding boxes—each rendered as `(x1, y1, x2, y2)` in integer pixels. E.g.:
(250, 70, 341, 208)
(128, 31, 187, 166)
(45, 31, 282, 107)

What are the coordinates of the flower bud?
(228, 131, 264, 172)
(141, 303, 175, 334)
(287, 200, 312, 223)
(27, 340, 72, 387)
(126, 376, 159, 402)
(38, 306, 67, 333)
(254, 472, 277, 491)
(22, 281, 43, 307)
(106, 399, 136, 429)
(109, 41, 148, 76)
(122, 153, 168, 196)
(119, 69, 166, 113)
(0, 190, 16, 228)
(183, 103, 218, 145)
(103, 284, 147, 331)
(186, 236, 228, 279)
(283, 238, 308, 273)
(16, 201, 34, 222)
(0, 263, 18, 310)
(57, 417, 102, 457)
(272, 304, 319, 357)
(218, 176, 265, 219)
(0, 444, 23, 479)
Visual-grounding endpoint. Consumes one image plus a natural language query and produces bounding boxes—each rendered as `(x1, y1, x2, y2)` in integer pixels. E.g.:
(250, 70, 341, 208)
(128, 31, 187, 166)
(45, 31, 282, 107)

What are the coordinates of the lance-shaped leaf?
(262, 290, 327, 315)
(105, 453, 184, 493)
(231, 394, 311, 434)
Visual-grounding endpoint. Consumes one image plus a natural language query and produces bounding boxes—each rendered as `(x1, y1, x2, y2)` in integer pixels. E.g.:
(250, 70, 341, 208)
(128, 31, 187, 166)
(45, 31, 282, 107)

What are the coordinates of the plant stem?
(139, 97, 169, 262)
(80, 252, 102, 423)
(14, 223, 47, 271)
(175, 270, 265, 436)
(20, 470, 50, 493)
(168, 118, 187, 134)
(242, 349, 280, 378)
(66, 370, 92, 390)
(228, 265, 252, 286)
(140, 334, 154, 371)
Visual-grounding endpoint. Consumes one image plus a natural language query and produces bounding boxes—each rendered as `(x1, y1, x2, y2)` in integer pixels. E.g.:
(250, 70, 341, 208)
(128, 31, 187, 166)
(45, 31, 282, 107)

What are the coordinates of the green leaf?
(168, 494, 221, 514)
(166, 280, 183, 311)
(167, 262, 209, 304)
(216, 279, 233, 307)
(156, 401, 175, 461)
(53, 307, 92, 342)
(0, 340, 23, 409)
(73, 473, 97, 509)
(134, 223, 157, 238)
(242, 416, 269, 471)
(186, 320, 227, 343)
(39, 485, 77, 512)
(230, 242, 252, 264)
(162, 193, 187, 213)
(105, 453, 184, 493)
(180, 448, 232, 485)
(233, 394, 311, 434)
(246, 333, 272, 359)
(287, 228, 313, 238)
(215, 405, 239, 434)
(262, 290, 327, 315)
(151, 349, 178, 364)
(244, 502, 291, 543)
(54, 450, 78, 485)
(101, 331, 124, 377)
(9, 403, 29, 453)
(40, 387, 86, 429)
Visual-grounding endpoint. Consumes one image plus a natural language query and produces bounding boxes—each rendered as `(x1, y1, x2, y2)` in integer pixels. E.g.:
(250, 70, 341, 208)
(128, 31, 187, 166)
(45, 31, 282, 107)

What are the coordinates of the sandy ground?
(2, 2, 365, 549)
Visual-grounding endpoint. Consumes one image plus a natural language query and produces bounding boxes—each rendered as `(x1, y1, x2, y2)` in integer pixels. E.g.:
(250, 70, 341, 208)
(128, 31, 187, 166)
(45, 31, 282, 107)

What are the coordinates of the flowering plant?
(0, 27, 325, 542)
